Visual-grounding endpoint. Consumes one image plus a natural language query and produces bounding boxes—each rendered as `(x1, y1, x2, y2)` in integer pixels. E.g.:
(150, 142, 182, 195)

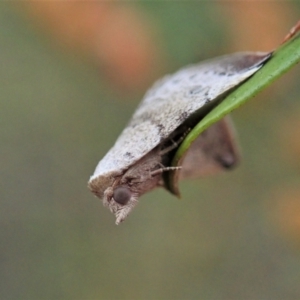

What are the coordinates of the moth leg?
(157, 179, 165, 187)
(160, 128, 191, 155)
(150, 166, 182, 177)
(124, 175, 142, 184)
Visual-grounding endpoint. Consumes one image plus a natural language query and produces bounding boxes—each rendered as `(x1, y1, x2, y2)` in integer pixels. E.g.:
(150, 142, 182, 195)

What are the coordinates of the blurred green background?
(1, 2, 300, 300)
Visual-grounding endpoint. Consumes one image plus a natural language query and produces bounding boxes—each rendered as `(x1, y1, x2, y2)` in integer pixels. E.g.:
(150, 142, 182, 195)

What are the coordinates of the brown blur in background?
(1, 2, 300, 299)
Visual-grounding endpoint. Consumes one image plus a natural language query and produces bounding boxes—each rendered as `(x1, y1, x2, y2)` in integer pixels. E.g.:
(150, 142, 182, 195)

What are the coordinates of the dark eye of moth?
(113, 187, 131, 205)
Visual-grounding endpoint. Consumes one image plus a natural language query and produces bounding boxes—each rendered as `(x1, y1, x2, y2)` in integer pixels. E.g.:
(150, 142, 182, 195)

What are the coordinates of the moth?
(89, 52, 271, 224)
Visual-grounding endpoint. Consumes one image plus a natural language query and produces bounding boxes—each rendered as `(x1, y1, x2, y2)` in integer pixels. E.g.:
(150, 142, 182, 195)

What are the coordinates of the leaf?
(168, 33, 300, 195)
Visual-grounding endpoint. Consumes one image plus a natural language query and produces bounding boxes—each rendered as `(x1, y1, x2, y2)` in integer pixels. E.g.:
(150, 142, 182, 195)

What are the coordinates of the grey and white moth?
(88, 52, 271, 224)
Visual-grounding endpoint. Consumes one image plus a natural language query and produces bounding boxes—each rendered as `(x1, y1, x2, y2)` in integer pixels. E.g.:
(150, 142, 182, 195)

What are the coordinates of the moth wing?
(91, 52, 270, 183)
(131, 52, 271, 141)
(179, 116, 240, 180)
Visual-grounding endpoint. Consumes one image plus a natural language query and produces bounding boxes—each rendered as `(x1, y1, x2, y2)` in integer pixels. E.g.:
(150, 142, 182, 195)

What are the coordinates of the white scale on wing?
(91, 52, 269, 179)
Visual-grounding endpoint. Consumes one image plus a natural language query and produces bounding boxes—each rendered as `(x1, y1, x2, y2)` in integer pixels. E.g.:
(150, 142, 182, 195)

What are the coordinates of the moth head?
(103, 185, 139, 225)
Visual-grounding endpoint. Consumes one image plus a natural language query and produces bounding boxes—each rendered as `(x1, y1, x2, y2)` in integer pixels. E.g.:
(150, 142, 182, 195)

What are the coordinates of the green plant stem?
(173, 35, 300, 167)
(167, 34, 300, 194)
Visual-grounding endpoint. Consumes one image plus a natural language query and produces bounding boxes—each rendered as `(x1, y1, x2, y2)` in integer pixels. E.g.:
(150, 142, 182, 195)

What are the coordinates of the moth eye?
(113, 187, 131, 205)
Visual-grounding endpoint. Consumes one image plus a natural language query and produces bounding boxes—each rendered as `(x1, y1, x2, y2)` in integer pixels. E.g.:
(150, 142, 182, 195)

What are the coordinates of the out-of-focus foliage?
(1, 2, 300, 300)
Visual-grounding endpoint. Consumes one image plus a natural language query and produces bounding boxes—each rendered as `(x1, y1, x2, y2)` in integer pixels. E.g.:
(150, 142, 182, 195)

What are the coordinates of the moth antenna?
(151, 166, 182, 177)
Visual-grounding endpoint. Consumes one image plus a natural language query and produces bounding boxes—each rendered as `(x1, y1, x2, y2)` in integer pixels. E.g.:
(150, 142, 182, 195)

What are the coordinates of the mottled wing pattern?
(91, 120, 161, 179)
(91, 52, 270, 179)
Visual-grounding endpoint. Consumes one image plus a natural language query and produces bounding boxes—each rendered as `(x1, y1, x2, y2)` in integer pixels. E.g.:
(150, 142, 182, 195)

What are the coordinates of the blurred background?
(1, 2, 300, 299)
